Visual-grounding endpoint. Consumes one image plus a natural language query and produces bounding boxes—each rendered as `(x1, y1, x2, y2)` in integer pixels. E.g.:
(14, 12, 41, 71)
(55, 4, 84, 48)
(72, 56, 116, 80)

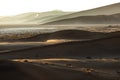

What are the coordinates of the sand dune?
(0, 31, 120, 59)
(0, 60, 40, 80)
(0, 10, 71, 24)
(46, 13, 120, 25)
(0, 2, 120, 80)
(0, 30, 106, 52)
(1, 59, 120, 80)
(0, 3, 120, 25)
(46, 3, 120, 23)
(9, 30, 105, 42)
(0, 60, 64, 80)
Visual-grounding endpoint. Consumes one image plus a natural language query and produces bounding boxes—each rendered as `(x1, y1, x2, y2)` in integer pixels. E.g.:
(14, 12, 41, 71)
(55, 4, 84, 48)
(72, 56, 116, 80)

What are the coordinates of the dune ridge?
(45, 13, 120, 25)
(0, 31, 120, 59)
(0, 30, 105, 42)
(0, 3, 120, 24)
(0, 10, 72, 24)
(46, 3, 120, 24)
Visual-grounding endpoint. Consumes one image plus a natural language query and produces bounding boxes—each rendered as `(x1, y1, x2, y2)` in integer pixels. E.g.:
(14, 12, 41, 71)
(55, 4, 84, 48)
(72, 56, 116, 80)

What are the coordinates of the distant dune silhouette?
(45, 13, 120, 25)
(0, 3, 120, 24)
(0, 10, 71, 24)
(46, 3, 120, 24)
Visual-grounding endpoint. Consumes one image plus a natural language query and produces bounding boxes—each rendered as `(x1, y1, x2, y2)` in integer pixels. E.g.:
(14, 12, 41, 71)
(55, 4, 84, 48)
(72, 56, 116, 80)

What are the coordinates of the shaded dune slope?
(0, 32, 120, 59)
(46, 13, 120, 25)
(0, 60, 114, 80)
(47, 3, 120, 23)
(0, 3, 120, 24)
(3, 30, 105, 42)
(0, 60, 80, 80)
(0, 60, 54, 80)
(0, 11, 71, 24)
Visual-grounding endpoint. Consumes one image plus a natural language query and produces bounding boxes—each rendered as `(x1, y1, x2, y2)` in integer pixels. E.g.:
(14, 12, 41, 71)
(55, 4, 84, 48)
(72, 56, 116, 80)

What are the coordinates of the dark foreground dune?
(0, 31, 120, 59)
(0, 60, 120, 80)
(0, 60, 62, 80)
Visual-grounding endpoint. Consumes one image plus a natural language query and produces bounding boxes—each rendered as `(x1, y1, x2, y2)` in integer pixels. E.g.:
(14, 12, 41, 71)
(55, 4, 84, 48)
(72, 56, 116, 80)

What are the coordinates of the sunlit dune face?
(13, 58, 120, 63)
(40, 58, 79, 61)
(0, 42, 9, 45)
(12, 58, 79, 63)
(45, 39, 76, 43)
(46, 39, 66, 43)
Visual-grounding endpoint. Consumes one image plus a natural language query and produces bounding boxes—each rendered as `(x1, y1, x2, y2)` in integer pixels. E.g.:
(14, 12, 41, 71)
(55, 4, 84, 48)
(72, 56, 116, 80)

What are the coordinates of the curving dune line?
(0, 31, 120, 59)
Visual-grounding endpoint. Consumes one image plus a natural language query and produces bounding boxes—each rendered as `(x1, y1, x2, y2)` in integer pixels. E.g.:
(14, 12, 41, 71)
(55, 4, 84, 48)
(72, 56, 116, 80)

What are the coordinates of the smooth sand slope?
(46, 3, 120, 23)
(0, 31, 120, 59)
(0, 30, 106, 53)
(0, 10, 72, 24)
(1, 30, 105, 42)
(0, 60, 68, 80)
(45, 13, 120, 25)
(1, 59, 120, 80)
(0, 3, 120, 24)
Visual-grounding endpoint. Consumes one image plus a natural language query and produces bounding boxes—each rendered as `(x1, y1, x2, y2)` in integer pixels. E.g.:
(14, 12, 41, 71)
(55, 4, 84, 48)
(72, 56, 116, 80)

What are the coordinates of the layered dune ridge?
(0, 3, 120, 24)
(45, 13, 120, 25)
(0, 30, 120, 59)
(0, 2, 120, 80)
(45, 3, 120, 24)
(4, 30, 105, 42)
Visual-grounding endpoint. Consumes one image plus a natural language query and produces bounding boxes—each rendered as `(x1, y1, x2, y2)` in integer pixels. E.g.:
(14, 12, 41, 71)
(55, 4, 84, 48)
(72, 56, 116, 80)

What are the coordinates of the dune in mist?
(0, 10, 71, 24)
(47, 3, 120, 23)
(45, 13, 120, 25)
(0, 3, 120, 24)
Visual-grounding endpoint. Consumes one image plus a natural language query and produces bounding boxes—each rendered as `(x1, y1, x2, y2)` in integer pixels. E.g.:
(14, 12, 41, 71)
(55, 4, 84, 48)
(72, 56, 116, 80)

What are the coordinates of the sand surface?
(0, 26, 120, 80)
(0, 3, 120, 79)
(0, 59, 120, 80)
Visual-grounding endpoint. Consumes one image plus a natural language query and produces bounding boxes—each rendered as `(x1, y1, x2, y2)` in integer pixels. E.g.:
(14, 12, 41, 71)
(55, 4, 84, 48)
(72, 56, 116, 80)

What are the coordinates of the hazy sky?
(0, 0, 119, 16)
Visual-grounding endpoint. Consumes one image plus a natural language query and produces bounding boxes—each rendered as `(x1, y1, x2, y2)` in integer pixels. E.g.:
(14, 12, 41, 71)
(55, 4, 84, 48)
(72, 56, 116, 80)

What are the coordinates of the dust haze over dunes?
(0, 3, 120, 24)
(45, 13, 120, 25)
(1, 2, 120, 80)
(0, 10, 72, 24)
(45, 3, 120, 24)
